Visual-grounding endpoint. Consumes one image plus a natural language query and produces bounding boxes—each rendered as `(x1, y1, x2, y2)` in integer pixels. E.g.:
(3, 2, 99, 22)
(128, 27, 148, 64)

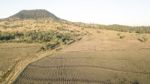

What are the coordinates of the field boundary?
(3, 49, 56, 84)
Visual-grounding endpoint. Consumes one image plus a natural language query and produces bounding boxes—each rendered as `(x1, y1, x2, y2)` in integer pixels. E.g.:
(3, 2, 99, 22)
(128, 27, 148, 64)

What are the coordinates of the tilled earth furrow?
(13, 51, 150, 84)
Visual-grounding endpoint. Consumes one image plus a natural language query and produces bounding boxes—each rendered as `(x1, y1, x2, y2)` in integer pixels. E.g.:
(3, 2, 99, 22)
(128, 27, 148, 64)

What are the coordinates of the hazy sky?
(0, 0, 150, 26)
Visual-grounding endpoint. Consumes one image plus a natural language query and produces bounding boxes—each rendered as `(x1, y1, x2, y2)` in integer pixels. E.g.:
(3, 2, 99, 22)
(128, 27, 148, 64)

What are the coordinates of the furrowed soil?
(0, 43, 42, 83)
(13, 29, 150, 84)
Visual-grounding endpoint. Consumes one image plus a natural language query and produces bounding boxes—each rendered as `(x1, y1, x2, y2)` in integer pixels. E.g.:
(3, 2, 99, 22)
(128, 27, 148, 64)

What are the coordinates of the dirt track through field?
(13, 29, 150, 84)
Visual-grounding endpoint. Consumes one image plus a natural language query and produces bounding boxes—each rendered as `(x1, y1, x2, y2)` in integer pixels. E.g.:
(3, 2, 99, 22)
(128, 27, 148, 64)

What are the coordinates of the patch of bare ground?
(0, 43, 40, 83)
(14, 28, 150, 84)
(0, 43, 60, 84)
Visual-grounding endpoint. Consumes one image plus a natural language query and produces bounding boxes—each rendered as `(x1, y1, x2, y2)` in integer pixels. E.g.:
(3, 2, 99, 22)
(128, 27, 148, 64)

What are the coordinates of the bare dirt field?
(13, 29, 150, 84)
(0, 43, 42, 83)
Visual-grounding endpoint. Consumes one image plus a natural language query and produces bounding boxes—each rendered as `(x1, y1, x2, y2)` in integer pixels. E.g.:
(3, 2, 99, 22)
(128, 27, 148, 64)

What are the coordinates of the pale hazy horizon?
(0, 0, 150, 26)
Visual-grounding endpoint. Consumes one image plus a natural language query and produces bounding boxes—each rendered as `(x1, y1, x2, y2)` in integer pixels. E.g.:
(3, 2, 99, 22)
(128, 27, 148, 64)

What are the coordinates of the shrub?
(132, 80, 139, 84)
(0, 33, 15, 41)
(119, 35, 125, 39)
(117, 33, 125, 39)
(137, 36, 148, 42)
(41, 42, 60, 50)
(0, 30, 81, 50)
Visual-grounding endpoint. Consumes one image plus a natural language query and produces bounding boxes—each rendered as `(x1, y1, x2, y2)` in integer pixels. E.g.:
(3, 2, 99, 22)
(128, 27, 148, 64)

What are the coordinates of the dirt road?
(14, 29, 150, 84)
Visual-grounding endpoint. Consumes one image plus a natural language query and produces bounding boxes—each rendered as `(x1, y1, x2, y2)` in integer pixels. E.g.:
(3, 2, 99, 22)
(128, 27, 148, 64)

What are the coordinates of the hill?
(0, 9, 150, 34)
(0, 9, 150, 84)
(8, 9, 59, 20)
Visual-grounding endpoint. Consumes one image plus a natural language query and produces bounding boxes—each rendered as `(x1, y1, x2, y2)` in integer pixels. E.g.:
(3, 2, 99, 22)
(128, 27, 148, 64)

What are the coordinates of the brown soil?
(13, 29, 150, 84)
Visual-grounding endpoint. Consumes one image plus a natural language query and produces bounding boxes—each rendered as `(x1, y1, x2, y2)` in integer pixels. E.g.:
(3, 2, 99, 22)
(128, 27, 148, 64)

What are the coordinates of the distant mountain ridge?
(9, 9, 59, 20)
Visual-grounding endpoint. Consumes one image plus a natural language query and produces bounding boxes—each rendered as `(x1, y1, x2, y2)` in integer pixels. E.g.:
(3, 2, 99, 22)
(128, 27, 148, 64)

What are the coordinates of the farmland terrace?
(14, 29, 150, 84)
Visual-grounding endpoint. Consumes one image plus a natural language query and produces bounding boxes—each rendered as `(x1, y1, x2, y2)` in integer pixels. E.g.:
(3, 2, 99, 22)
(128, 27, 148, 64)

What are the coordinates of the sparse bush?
(0, 30, 78, 42)
(117, 33, 125, 39)
(74, 23, 150, 34)
(106, 25, 150, 33)
(131, 80, 139, 84)
(119, 35, 125, 39)
(137, 36, 148, 42)
(0, 32, 15, 41)
(0, 30, 81, 50)
(41, 42, 60, 50)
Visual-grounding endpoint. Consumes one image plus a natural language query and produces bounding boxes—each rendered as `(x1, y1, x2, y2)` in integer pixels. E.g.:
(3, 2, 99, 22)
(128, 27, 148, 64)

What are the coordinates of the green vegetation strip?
(0, 30, 81, 50)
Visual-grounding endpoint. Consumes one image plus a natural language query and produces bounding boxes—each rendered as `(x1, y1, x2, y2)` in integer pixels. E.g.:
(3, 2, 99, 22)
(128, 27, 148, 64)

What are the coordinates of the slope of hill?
(2, 9, 150, 34)
(0, 9, 85, 84)
(8, 9, 59, 20)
